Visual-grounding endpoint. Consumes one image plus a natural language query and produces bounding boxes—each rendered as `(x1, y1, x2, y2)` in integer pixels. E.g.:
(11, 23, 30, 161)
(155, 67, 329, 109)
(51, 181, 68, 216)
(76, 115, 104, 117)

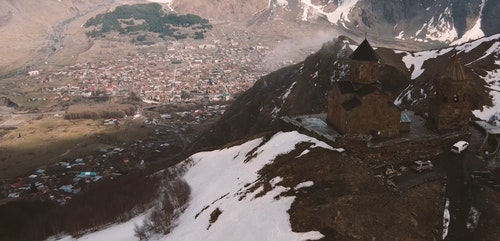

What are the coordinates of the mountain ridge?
(187, 34, 500, 154)
(164, 0, 500, 45)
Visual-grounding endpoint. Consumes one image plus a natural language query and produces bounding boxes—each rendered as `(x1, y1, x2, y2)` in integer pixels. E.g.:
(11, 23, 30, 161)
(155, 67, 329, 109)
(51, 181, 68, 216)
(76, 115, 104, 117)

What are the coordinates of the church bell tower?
(348, 39, 380, 89)
(428, 56, 471, 132)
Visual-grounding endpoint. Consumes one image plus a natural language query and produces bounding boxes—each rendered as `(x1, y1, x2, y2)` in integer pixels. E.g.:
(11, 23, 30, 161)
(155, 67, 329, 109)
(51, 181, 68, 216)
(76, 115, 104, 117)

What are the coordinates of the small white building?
(28, 70, 40, 76)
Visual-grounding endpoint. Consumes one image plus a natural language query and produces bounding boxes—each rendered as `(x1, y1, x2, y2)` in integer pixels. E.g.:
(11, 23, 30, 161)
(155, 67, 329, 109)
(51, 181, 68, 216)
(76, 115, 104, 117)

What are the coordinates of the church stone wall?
(335, 131, 470, 164)
(343, 94, 401, 138)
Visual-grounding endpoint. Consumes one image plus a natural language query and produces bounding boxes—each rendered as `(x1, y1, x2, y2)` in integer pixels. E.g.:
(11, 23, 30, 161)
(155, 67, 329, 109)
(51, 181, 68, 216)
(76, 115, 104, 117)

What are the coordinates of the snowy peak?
(250, 0, 498, 44)
(149, 0, 498, 44)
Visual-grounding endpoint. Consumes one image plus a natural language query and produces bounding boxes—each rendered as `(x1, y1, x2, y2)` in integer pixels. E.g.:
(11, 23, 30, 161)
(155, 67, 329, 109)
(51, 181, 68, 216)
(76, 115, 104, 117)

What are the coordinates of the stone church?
(428, 56, 471, 132)
(326, 39, 403, 138)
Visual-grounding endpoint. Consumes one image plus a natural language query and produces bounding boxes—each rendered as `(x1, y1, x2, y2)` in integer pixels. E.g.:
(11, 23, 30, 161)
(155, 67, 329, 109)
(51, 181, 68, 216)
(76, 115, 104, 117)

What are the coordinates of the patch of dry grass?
(0, 117, 154, 179)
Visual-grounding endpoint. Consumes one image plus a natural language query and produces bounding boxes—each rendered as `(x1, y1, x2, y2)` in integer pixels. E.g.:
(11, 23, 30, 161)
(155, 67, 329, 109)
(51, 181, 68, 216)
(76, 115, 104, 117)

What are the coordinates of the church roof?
(440, 56, 467, 81)
(349, 39, 379, 62)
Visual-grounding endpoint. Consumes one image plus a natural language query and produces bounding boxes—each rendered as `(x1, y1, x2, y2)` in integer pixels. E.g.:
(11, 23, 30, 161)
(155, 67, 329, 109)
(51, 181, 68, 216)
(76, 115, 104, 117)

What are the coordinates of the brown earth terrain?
(0, 0, 115, 77)
(0, 117, 154, 179)
(216, 135, 444, 240)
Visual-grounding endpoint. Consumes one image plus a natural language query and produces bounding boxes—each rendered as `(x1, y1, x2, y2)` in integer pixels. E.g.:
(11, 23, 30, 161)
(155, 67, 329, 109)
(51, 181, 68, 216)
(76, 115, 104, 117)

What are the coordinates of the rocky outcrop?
(0, 97, 18, 108)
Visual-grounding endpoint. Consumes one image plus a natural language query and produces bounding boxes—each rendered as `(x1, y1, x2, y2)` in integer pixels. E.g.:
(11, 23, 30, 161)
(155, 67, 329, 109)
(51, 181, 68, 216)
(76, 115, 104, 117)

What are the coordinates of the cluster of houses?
(27, 30, 301, 106)
(168, 104, 227, 126)
(1, 96, 227, 204)
(0, 125, 180, 205)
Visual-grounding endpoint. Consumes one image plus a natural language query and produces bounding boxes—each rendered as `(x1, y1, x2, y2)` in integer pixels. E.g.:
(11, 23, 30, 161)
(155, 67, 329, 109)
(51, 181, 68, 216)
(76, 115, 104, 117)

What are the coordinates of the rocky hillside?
(54, 131, 444, 241)
(163, 0, 499, 44)
(0, 97, 17, 108)
(395, 34, 500, 125)
(188, 34, 500, 153)
(0, 0, 113, 76)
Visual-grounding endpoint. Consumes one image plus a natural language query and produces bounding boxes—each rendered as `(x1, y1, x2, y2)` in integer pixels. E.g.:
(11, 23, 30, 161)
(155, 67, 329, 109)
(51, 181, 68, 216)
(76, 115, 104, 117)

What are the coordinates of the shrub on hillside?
(65, 104, 136, 120)
(0, 171, 159, 241)
(135, 169, 191, 240)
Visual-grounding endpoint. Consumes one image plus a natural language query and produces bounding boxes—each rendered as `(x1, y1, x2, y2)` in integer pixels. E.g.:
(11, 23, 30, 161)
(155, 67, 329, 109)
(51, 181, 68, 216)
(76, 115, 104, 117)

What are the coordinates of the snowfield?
(472, 58, 500, 125)
(55, 131, 341, 241)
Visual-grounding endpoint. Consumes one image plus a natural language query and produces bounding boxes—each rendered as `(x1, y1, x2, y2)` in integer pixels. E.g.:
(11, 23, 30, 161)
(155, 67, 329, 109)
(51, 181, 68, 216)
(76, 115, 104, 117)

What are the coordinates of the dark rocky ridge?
(396, 35, 500, 115)
(187, 36, 412, 153)
(188, 34, 499, 153)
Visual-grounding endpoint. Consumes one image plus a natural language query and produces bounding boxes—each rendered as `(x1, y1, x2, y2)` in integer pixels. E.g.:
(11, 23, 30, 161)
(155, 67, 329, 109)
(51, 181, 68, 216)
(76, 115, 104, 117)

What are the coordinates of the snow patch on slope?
(55, 212, 150, 241)
(164, 131, 334, 241)
(300, 0, 359, 24)
(401, 47, 453, 80)
(452, 0, 486, 45)
(456, 34, 500, 54)
(147, 0, 175, 11)
(399, 35, 500, 81)
(442, 199, 450, 240)
(425, 7, 458, 43)
(295, 181, 314, 189)
(56, 131, 337, 241)
(457, 38, 500, 125)
(272, 81, 297, 119)
(472, 57, 500, 125)
(276, 0, 289, 7)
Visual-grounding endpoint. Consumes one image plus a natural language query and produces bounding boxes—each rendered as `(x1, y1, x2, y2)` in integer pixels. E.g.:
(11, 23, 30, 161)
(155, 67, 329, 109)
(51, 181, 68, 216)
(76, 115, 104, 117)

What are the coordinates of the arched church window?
(360, 65, 366, 76)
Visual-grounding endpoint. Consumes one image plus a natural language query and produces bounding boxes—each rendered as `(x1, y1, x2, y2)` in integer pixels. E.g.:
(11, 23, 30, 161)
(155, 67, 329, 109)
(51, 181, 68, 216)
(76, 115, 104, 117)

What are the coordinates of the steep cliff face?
(481, 0, 500, 36)
(166, 0, 499, 44)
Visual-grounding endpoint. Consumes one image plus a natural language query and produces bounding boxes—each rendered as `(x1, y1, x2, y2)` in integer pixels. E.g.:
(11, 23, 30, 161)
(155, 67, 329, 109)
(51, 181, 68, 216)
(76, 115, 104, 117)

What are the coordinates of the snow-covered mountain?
(157, 0, 499, 44)
(268, 0, 499, 44)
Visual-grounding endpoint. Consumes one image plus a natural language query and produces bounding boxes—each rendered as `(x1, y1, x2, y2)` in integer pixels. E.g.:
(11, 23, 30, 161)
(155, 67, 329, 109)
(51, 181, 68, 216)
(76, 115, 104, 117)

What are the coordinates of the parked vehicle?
(451, 141, 469, 154)
(411, 160, 433, 172)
